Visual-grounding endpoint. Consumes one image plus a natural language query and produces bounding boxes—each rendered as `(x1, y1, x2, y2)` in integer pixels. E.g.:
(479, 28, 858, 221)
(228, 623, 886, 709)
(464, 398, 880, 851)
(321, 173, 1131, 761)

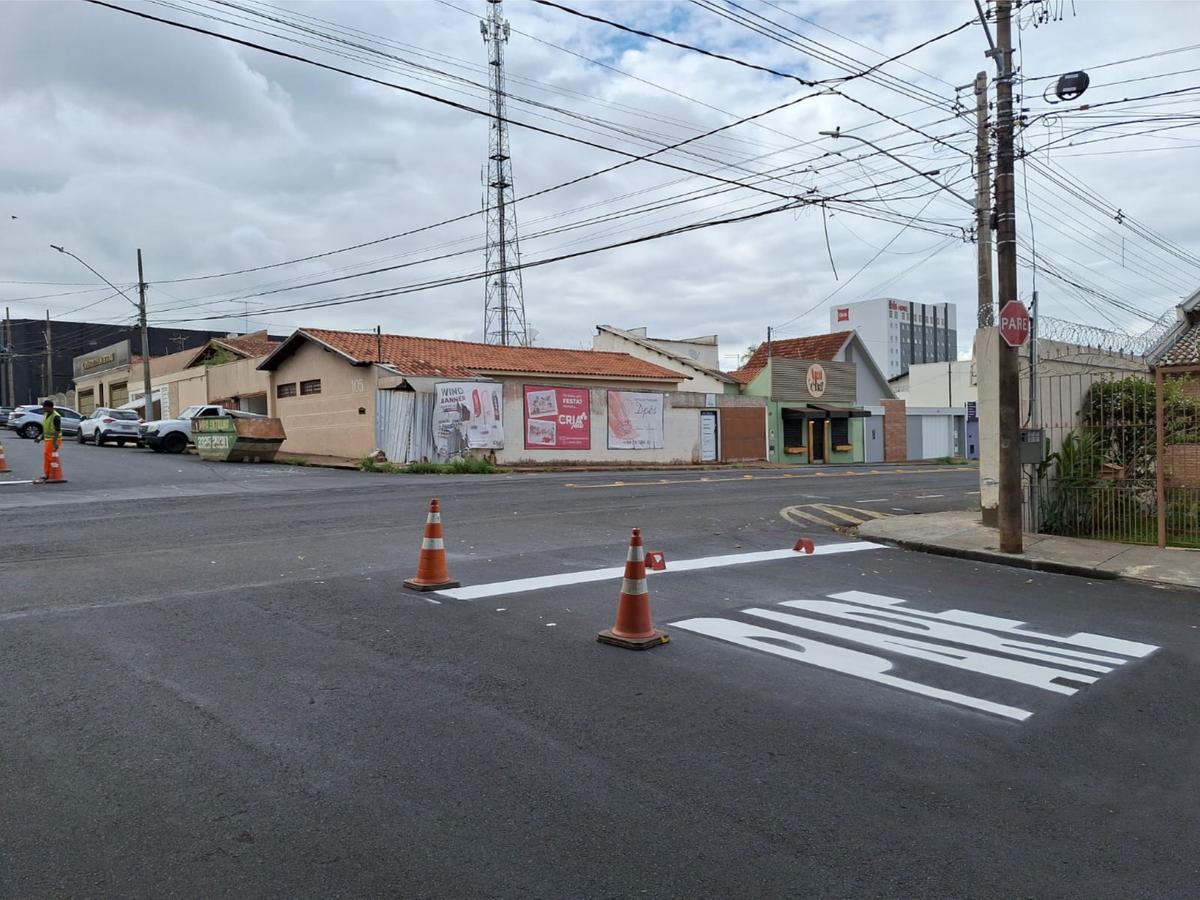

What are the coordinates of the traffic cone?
(42, 447, 68, 484)
(0, 440, 8, 473)
(403, 498, 460, 591)
(597, 528, 669, 651)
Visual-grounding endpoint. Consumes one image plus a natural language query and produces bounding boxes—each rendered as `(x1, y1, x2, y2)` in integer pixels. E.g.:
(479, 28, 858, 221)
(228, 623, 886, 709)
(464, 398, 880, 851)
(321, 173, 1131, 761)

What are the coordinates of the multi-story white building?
(829, 298, 958, 379)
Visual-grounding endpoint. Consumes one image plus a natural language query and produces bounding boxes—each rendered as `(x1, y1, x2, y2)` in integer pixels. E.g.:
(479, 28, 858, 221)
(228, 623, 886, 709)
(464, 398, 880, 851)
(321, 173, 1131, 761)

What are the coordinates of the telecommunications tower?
(480, 0, 528, 346)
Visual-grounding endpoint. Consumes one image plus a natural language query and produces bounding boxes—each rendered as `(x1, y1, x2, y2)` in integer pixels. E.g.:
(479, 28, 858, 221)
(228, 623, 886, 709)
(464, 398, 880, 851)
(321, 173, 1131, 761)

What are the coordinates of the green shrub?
(359, 456, 495, 475)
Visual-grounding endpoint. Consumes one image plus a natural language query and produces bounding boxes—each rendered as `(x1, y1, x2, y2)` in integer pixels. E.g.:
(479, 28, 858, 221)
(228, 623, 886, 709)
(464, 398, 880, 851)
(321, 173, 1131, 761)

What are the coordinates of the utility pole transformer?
(994, 0, 1022, 554)
(137, 249, 154, 421)
(974, 70, 994, 328)
(481, 0, 529, 347)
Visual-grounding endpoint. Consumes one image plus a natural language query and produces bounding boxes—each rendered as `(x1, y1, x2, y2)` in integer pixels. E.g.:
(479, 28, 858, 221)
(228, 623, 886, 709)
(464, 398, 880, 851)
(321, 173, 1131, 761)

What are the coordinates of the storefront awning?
(782, 403, 871, 418)
(119, 391, 161, 411)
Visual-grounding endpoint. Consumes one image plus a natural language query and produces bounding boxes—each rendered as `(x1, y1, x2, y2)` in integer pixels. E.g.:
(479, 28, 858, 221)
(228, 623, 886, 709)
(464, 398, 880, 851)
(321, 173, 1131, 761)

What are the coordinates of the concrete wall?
(207, 356, 272, 408)
(894, 360, 975, 408)
(591, 329, 729, 394)
(493, 379, 759, 465)
(269, 341, 378, 458)
(73, 367, 137, 413)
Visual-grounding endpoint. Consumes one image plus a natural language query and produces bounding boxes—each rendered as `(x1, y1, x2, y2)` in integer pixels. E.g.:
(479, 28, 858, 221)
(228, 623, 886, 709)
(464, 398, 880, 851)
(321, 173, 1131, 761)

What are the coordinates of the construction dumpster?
(192, 416, 287, 462)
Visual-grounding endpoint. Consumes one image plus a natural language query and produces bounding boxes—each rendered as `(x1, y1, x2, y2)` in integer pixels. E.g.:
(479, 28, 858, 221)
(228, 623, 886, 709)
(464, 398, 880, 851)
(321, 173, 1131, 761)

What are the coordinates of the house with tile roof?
(258, 328, 767, 462)
(730, 330, 897, 464)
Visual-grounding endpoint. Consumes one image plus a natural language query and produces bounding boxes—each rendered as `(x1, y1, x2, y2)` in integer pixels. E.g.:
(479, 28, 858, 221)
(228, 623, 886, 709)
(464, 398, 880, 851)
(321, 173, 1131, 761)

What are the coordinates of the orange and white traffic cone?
(43, 447, 68, 484)
(403, 498, 460, 591)
(597, 528, 669, 650)
(0, 440, 8, 473)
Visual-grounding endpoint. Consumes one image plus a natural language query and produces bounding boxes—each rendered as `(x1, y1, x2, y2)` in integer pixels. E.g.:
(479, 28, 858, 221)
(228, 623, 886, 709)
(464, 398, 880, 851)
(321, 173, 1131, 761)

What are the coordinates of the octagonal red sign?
(999, 300, 1031, 347)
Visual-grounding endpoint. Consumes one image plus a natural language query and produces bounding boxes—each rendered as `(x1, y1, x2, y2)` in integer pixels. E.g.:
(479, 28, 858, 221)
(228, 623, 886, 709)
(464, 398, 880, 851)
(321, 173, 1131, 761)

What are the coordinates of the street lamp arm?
(49, 244, 139, 310)
(818, 131, 975, 209)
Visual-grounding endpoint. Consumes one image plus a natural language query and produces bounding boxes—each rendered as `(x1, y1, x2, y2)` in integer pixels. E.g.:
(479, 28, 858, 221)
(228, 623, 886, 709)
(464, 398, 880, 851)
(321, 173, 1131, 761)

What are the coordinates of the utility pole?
(994, 0, 1022, 553)
(376, 325, 383, 363)
(481, 0, 529, 346)
(137, 249, 154, 421)
(43, 310, 52, 399)
(766, 325, 772, 359)
(975, 70, 994, 327)
(2, 307, 13, 406)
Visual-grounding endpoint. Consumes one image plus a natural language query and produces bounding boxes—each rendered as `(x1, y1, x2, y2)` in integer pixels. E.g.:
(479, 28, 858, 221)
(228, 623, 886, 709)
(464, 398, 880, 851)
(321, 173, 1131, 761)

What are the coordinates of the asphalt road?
(1, 438, 1196, 899)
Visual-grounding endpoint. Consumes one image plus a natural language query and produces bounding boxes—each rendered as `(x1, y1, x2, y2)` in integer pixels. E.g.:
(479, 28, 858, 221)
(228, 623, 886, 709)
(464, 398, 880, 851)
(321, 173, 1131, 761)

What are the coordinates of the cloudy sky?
(2, 0, 1198, 368)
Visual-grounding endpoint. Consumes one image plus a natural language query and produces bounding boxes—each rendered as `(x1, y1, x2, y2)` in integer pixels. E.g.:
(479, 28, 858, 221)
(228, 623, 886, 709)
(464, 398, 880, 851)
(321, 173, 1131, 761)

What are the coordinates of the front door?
(700, 410, 718, 462)
(809, 418, 826, 463)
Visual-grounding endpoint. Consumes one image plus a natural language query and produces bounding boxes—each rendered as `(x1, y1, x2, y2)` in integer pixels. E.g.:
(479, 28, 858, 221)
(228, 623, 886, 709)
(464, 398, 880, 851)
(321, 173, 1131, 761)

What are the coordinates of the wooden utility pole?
(975, 70, 994, 328)
(995, 0, 1022, 553)
(43, 310, 52, 399)
(137, 249, 154, 420)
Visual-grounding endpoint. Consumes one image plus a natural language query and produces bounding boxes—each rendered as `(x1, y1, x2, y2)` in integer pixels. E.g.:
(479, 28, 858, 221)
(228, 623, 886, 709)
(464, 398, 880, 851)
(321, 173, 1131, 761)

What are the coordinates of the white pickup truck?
(139, 404, 265, 453)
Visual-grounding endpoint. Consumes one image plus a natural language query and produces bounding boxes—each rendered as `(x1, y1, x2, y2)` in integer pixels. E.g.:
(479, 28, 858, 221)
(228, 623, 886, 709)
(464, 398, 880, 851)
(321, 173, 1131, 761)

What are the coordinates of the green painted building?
(732, 331, 895, 464)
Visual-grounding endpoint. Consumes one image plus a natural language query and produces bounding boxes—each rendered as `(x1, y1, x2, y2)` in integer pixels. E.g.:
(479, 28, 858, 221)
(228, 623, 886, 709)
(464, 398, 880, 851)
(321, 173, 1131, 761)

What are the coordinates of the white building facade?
(830, 298, 958, 379)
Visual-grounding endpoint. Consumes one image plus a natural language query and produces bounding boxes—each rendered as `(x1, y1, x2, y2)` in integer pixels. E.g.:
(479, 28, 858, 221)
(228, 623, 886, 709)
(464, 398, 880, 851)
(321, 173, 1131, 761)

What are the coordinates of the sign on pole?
(999, 300, 1031, 347)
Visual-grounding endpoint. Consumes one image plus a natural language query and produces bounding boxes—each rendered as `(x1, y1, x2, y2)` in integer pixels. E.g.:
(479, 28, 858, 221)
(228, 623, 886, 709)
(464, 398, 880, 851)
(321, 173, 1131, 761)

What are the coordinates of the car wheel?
(117, 440, 126, 447)
(19, 423, 39, 439)
(164, 432, 188, 454)
(95, 432, 106, 447)
(77, 430, 85, 444)
(151, 445, 164, 453)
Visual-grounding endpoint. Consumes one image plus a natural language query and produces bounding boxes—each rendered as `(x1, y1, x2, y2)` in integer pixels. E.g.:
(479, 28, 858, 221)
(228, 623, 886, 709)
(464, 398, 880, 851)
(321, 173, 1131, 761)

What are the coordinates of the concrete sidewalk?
(858, 509, 1200, 591)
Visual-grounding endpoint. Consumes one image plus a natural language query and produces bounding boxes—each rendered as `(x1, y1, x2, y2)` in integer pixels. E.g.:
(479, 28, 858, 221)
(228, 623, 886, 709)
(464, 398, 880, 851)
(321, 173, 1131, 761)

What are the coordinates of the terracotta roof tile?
(212, 333, 280, 359)
(1158, 322, 1200, 366)
(729, 331, 851, 384)
(298, 329, 685, 381)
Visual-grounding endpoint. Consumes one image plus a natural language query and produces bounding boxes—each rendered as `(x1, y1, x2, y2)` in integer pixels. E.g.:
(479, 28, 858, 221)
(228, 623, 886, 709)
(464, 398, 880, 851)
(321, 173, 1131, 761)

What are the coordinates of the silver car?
(8, 405, 83, 439)
(78, 407, 144, 447)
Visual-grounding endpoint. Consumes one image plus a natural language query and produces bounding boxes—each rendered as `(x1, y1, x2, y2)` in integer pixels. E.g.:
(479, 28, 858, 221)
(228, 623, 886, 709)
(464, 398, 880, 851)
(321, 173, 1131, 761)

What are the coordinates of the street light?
(818, 128, 975, 209)
(50, 244, 154, 422)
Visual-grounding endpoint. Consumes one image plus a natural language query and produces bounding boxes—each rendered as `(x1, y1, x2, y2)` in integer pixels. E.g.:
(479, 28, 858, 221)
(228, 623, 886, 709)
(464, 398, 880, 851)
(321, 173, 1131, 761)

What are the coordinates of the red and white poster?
(524, 386, 591, 450)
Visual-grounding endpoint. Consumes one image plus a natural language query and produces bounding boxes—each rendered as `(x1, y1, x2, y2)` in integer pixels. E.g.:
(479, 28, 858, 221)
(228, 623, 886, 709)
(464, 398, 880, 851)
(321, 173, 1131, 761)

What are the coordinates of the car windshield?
(107, 410, 139, 421)
(178, 406, 205, 419)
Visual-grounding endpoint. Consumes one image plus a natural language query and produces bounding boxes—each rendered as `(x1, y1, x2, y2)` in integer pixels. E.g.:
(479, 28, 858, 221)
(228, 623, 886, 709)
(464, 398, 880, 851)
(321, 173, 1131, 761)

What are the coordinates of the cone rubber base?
(597, 628, 669, 650)
(35, 479, 68, 485)
(403, 578, 461, 592)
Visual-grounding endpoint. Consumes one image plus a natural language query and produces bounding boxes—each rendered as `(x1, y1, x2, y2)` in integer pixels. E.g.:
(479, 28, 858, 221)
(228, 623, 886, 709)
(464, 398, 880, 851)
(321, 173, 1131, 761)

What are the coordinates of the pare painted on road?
(672, 590, 1158, 722)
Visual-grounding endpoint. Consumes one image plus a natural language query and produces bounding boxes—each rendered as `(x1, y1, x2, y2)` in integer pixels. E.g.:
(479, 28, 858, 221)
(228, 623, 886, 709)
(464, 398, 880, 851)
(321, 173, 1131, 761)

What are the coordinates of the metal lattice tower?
(481, 0, 528, 346)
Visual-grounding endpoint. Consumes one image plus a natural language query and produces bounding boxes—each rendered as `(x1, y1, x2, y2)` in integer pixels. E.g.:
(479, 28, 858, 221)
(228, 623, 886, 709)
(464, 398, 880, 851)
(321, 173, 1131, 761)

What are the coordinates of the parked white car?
(140, 404, 265, 453)
(8, 405, 83, 439)
(78, 407, 144, 447)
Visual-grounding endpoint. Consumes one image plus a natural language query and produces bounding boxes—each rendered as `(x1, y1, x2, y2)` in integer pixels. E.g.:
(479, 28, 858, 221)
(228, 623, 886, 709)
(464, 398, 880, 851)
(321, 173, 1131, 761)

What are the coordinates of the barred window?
(300, 379, 322, 396)
(831, 418, 850, 446)
(276, 383, 297, 398)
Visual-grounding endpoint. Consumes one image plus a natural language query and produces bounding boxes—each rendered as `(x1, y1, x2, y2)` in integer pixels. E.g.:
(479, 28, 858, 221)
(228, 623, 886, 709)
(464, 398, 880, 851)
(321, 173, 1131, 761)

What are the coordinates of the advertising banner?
(524, 386, 590, 450)
(433, 381, 504, 456)
(607, 390, 665, 450)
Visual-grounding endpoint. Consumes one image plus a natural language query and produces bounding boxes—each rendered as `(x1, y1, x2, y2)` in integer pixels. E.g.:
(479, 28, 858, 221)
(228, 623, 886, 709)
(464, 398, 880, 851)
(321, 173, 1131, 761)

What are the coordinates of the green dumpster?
(192, 416, 287, 462)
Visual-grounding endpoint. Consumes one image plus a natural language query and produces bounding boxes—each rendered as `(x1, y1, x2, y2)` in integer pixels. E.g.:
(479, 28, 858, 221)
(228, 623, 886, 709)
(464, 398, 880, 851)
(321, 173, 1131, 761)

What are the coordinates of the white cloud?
(1, 0, 1197, 364)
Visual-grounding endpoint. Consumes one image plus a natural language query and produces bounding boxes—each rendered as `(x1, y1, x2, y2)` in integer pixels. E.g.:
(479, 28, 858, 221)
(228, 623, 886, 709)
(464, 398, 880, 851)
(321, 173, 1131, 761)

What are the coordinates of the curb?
(862, 534, 1120, 581)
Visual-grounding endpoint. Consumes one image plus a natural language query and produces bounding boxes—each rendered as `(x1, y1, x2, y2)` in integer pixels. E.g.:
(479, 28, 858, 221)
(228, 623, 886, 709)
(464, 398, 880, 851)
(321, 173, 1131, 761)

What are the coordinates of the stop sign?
(999, 300, 1031, 347)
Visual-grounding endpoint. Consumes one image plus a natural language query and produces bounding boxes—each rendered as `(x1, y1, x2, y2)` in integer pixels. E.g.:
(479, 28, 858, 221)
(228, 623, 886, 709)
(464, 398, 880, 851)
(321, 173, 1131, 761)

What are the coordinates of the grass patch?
(360, 456, 496, 475)
(277, 456, 307, 466)
(935, 456, 970, 465)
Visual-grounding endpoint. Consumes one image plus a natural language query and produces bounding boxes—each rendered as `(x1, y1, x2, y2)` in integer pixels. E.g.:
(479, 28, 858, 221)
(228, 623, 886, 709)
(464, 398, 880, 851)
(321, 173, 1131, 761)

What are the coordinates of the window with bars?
(783, 415, 807, 448)
(300, 379, 322, 396)
(276, 383, 297, 398)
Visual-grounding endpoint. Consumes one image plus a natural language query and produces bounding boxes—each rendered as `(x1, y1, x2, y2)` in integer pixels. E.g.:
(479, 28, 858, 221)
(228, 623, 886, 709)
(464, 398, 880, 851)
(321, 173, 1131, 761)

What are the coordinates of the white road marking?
(671, 617, 1033, 721)
(0, 480, 35, 486)
(436, 541, 885, 601)
(965, 491, 980, 495)
(914, 494, 945, 499)
(672, 591, 1158, 722)
(854, 498, 888, 503)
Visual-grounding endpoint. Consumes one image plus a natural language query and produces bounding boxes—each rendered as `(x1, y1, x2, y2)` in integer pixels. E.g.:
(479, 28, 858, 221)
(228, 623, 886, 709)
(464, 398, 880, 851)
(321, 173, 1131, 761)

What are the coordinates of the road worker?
(33, 399, 62, 483)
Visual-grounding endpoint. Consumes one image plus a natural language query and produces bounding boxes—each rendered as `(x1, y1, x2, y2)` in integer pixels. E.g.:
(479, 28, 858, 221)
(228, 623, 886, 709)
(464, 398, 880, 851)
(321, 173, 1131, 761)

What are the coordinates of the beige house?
(259, 328, 768, 463)
(592, 325, 738, 395)
(128, 332, 278, 419)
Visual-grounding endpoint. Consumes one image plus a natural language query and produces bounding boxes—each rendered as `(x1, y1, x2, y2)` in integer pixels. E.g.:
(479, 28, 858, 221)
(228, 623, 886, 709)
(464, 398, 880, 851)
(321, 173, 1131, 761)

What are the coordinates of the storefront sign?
(524, 386, 590, 449)
(433, 381, 504, 456)
(607, 391, 664, 450)
(806, 364, 827, 398)
(72, 339, 131, 379)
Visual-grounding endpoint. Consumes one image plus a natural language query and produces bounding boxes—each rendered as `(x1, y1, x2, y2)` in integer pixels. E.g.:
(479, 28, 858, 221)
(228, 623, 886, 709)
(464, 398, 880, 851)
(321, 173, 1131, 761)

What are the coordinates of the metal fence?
(1023, 370, 1200, 547)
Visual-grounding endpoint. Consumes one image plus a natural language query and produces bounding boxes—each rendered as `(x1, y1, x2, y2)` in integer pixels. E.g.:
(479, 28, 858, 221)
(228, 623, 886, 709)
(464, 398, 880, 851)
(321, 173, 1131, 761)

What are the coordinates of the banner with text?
(524, 386, 591, 450)
(607, 390, 665, 450)
(433, 381, 504, 456)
